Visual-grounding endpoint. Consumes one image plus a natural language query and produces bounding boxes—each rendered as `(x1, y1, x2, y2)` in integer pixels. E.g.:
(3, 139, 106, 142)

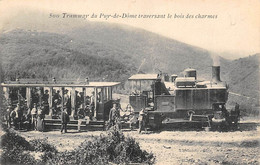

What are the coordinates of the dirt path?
(16, 126, 260, 165)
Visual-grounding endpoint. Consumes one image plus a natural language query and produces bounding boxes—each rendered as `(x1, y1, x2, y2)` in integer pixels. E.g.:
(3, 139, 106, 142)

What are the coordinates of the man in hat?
(235, 103, 240, 117)
(31, 103, 38, 130)
(42, 90, 49, 104)
(90, 91, 95, 120)
(63, 89, 69, 107)
(77, 105, 85, 132)
(42, 90, 49, 115)
(53, 90, 62, 105)
(37, 106, 45, 132)
(13, 103, 22, 130)
(233, 102, 240, 126)
(61, 108, 69, 133)
(108, 103, 120, 129)
(138, 108, 147, 134)
(6, 105, 12, 128)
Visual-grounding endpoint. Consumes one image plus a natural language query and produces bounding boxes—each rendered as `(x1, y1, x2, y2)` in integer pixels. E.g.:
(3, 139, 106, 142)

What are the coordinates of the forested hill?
(223, 54, 259, 109)
(0, 27, 259, 110)
(0, 25, 216, 81)
(65, 22, 214, 78)
(0, 29, 137, 82)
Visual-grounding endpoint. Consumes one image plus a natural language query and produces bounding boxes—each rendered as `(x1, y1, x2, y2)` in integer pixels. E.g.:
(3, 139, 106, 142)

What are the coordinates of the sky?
(0, 0, 259, 59)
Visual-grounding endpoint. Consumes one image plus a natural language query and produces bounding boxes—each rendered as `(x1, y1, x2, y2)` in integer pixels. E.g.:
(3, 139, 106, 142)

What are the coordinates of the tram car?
(128, 65, 240, 130)
(1, 78, 121, 131)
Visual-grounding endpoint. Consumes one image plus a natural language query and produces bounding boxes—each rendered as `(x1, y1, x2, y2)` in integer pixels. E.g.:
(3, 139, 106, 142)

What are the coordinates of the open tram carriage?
(1, 78, 120, 131)
(128, 66, 240, 130)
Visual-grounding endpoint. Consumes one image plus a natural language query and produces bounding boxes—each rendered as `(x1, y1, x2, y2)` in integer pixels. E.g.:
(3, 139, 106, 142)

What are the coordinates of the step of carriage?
(44, 123, 105, 131)
(44, 118, 105, 125)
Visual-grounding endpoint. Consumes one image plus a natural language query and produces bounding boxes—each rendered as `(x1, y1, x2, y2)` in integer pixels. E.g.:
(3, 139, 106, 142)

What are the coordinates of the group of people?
(106, 103, 148, 134)
(52, 89, 96, 119)
(5, 103, 45, 131)
(5, 99, 149, 134)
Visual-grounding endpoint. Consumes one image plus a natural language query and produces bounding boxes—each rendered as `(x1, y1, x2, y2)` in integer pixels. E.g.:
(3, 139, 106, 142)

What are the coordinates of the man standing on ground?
(234, 102, 240, 127)
(13, 103, 22, 130)
(31, 103, 37, 130)
(61, 108, 69, 133)
(37, 106, 45, 132)
(108, 103, 120, 129)
(6, 105, 12, 128)
(77, 106, 85, 132)
(235, 103, 240, 116)
(138, 108, 147, 134)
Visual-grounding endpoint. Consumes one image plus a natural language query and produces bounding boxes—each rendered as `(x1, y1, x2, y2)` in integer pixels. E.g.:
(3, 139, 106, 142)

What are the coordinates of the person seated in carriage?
(77, 104, 86, 132)
(42, 90, 49, 115)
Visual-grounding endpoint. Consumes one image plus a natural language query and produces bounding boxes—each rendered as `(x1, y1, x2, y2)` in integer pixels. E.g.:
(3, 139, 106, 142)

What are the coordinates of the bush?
(0, 130, 37, 165)
(30, 139, 58, 153)
(1, 130, 32, 151)
(1, 127, 155, 165)
(115, 137, 155, 164)
(1, 149, 37, 165)
(43, 127, 155, 165)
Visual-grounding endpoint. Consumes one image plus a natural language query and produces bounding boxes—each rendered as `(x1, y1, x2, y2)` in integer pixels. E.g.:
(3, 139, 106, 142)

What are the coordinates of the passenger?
(235, 103, 240, 117)
(129, 112, 137, 131)
(221, 105, 229, 119)
(75, 91, 82, 111)
(52, 89, 57, 104)
(63, 89, 71, 115)
(97, 92, 102, 102)
(79, 92, 84, 105)
(6, 105, 12, 128)
(42, 90, 49, 104)
(31, 103, 38, 130)
(52, 99, 58, 115)
(138, 108, 147, 134)
(53, 99, 62, 115)
(90, 91, 95, 120)
(108, 103, 120, 129)
(13, 103, 22, 130)
(61, 108, 70, 134)
(25, 108, 31, 131)
(221, 105, 229, 130)
(21, 113, 30, 131)
(90, 91, 95, 105)
(36, 106, 45, 132)
(31, 88, 39, 105)
(63, 89, 69, 107)
(42, 90, 49, 115)
(53, 90, 62, 106)
(77, 106, 85, 132)
(233, 102, 240, 127)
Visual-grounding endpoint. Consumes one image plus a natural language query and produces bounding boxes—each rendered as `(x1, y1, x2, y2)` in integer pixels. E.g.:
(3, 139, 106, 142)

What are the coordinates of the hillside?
(0, 25, 217, 80)
(0, 30, 136, 82)
(65, 22, 215, 78)
(0, 25, 259, 112)
(224, 54, 259, 110)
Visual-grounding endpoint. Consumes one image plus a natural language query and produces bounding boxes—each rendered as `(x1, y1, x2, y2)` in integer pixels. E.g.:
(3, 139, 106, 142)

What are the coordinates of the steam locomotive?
(128, 65, 240, 130)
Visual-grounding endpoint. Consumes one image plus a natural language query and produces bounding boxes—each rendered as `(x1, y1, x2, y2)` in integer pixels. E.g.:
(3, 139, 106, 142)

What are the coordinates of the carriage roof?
(1, 79, 120, 88)
(128, 74, 158, 81)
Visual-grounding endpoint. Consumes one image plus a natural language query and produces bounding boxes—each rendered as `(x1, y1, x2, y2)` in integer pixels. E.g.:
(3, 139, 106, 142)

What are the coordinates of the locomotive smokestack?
(212, 66, 221, 83)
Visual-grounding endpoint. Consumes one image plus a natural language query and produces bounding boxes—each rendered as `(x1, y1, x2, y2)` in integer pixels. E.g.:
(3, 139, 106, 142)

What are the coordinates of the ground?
(13, 121, 260, 165)
(1, 93, 259, 164)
